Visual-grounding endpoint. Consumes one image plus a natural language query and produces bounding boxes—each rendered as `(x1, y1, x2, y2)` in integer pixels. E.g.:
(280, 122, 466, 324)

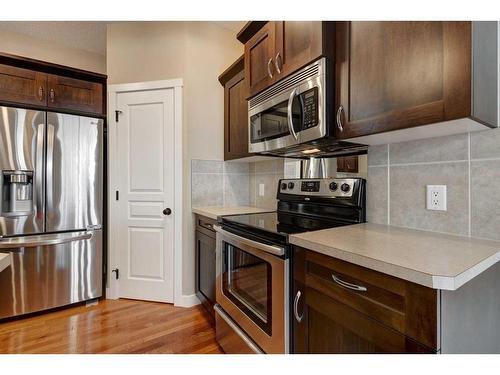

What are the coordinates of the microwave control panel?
(301, 88, 318, 129)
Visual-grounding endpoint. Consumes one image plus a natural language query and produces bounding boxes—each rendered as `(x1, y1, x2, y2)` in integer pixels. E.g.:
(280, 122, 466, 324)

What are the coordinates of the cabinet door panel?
(335, 21, 471, 139)
(48, 74, 103, 114)
(275, 21, 323, 78)
(196, 229, 216, 319)
(0, 64, 47, 106)
(225, 70, 250, 160)
(292, 247, 438, 353)
(245, 22, 276, 98)
(305, 288, 433, 354)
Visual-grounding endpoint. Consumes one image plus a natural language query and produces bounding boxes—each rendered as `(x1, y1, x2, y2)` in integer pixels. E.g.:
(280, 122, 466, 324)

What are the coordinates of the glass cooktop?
(221, 211, 348, 243)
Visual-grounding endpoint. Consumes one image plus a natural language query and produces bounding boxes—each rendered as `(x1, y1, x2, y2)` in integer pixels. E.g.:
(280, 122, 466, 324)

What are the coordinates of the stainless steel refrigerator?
(0, 106, 103, 320)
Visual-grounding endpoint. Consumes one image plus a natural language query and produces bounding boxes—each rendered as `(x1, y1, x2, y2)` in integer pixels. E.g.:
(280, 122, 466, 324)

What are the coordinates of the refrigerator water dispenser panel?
(1, 170, 34, 217)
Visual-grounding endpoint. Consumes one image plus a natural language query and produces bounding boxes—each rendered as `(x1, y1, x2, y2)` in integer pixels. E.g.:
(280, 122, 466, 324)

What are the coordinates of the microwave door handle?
(287, 88, 299, 140)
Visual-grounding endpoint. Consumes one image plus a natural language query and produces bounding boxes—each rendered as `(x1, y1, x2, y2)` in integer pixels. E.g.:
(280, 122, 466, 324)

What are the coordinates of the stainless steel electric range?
(214, 177, 366, 354)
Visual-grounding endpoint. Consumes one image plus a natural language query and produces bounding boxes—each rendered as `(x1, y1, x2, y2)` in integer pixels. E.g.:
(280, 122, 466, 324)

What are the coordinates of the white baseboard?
(105, 287, 119, 300)
(175, 294, 200, 307)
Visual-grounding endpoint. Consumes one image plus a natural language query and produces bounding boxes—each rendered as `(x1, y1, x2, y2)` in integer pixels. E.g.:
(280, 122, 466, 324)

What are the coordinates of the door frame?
(107, 79, 184, 305)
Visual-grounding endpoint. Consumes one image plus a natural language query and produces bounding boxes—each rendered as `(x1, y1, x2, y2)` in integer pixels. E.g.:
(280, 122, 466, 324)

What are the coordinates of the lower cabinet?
(195, 215, 217, 323)
(292, 247, 439, 353)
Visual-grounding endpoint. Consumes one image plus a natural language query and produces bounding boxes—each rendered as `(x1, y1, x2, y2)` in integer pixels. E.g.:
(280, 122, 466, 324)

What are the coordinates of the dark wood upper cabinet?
(244, 21, 333, 98)
(219, 56, 252, 160)
(292, 247, 439, 354)
(334, 21, 472, 139)
(0, 53, 106, 116)
(47, 74, 103, 115)
(0, 64, 48, 106)
(274, 21, 323, 79)
(244, 23, 276, 99)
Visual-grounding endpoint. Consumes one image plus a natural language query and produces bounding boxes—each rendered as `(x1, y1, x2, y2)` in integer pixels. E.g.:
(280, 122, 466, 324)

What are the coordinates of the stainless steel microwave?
(248, 58, 367, 158)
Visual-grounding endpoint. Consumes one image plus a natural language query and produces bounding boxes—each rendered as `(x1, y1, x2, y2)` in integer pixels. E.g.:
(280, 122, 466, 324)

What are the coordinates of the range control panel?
(279, 178, 358, 198)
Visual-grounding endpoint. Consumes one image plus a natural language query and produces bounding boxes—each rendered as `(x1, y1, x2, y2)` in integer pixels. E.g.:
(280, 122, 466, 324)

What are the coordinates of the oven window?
(249, 97, 302, 144)
(222, 243, 272, 335)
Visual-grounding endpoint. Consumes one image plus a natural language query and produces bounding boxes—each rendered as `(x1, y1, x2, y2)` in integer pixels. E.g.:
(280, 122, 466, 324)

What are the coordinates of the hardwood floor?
(0, 299, 223, 354)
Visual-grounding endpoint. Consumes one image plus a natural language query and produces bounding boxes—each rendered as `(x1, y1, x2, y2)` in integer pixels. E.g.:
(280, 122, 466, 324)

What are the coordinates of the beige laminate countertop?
(0, 253, 11, 273)
(192, 206, 274, 220)
(289, 223, 500, 291)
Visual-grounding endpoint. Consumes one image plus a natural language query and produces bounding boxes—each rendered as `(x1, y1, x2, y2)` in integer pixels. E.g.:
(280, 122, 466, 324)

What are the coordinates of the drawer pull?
(199, 221, 214, 231)
(331, 274, 367, 292)
(293, 290, 303, 323)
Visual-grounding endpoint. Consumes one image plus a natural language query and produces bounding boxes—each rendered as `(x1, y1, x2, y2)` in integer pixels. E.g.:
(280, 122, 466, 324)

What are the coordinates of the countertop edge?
(289, 236, 500, 291)
(192, 206, 274, 221)
(0, 253, 11, 273)
(192, 208, 218, 220)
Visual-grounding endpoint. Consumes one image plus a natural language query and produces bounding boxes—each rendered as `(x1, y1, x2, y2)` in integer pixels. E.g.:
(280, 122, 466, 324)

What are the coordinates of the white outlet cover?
(426, 185, 447, 211)
(258, 183, 265, 197)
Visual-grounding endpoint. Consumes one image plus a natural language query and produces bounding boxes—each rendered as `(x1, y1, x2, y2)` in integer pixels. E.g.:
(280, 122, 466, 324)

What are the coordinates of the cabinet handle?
(293, 290, 304, 323)
(199, 221, 214, 231)
(38, 86, 44, 101)
(49, 88, 55, 103)
(331, 273, 367, 292)
(336, 105, 344, 132)
(267, 58, 274, 79)
(274, 52, 282, 74)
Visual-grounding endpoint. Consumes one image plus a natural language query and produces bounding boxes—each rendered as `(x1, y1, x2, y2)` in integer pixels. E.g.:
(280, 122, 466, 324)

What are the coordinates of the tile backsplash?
(367, 128, 500, 241)
(191, 159, 284, 209)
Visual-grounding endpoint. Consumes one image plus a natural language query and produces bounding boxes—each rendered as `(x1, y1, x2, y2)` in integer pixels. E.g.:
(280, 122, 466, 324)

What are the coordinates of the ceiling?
(0, 21, 246, 57)
(0, 21, 107, 55)
(212, 21, 246, 33)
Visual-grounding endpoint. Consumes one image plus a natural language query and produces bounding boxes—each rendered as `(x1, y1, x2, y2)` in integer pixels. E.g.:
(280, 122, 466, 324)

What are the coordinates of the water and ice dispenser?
(0, 170, 34, 217)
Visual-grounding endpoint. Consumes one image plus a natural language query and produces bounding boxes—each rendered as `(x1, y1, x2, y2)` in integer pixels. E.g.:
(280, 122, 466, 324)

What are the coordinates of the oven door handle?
(214, 225, 285, 257)
(287, 88, 299, 140)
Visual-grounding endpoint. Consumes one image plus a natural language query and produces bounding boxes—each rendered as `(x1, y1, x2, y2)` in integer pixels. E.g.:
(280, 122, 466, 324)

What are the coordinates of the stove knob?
(288, 182, 295, 189)
(340, 183, 351, 193)
(329, 182, 338, 191)
(281, 183, 287, 190)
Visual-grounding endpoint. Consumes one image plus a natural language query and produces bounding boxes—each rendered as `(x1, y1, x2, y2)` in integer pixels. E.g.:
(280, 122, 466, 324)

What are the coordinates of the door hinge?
(115, 190, 119, 201)
(115, 110, 122, 122)
(112, 268, 119, 280)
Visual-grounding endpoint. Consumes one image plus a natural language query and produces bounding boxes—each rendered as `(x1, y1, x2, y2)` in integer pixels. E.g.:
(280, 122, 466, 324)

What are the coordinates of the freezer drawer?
(0, 229, 102, 320)
(46, 112, 103, 232)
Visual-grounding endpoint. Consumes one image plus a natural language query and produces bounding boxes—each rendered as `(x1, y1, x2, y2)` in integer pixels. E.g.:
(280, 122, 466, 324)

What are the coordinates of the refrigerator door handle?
(0, 231, 93, 250)
(35, 123, 45, 219)
(46, 123, 55, 220)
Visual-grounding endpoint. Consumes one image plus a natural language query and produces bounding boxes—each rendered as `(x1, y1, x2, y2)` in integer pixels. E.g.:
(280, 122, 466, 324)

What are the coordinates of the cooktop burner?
(220, 177, 366, 245)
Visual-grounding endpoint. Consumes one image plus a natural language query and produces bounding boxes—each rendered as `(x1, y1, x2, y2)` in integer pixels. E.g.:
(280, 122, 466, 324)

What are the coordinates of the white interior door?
(115, 88, 175, 303)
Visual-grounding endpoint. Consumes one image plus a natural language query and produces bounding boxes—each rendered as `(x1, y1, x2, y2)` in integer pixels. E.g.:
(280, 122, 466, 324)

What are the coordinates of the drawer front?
(305, 287, 434, 354)
(195, 215, 217, 238)
(301, 248, 438, 350)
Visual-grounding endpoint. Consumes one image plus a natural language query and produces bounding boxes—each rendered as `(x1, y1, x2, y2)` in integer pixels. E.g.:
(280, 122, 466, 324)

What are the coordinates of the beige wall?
(0, 28, 106, 74)
(107, 22, 243, 297)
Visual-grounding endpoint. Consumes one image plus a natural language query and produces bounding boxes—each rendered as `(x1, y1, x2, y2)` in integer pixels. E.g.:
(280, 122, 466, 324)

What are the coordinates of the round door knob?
(163, 208, 172, 216)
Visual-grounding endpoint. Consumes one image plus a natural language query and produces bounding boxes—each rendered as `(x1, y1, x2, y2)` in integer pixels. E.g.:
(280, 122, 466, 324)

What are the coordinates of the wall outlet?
(426, 185, 447, 211)
(258, 183, 265, 197)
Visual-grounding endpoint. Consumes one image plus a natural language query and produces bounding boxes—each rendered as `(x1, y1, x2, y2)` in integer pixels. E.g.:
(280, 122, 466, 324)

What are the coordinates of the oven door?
(214, 225, 288, 354)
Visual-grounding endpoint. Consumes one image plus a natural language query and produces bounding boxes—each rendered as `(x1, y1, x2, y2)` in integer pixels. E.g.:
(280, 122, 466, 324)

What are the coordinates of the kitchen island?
(290, 223, 500, 353)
